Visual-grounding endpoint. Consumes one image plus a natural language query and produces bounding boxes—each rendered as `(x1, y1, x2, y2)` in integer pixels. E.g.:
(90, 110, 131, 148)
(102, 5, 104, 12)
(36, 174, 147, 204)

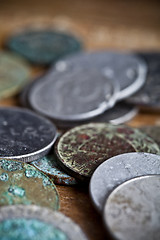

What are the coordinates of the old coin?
(139, 125, 160, 147)
(90, 152, 160, 212)
(55, 51, 147, 100)
(0, 51, 31, 100)
(32, 155, 77, 185)
(55, 123, 160, 181)
(0, 205, 88, 240)
(7, 29, 82, 65)
(0, 159, 59, 210)
(0, 107, 57, 162)
(104, 175, 160, 240)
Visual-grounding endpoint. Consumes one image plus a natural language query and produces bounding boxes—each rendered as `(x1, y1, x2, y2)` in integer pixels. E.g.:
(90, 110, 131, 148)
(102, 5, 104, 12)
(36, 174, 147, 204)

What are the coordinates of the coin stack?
(0, 28, 160, 240)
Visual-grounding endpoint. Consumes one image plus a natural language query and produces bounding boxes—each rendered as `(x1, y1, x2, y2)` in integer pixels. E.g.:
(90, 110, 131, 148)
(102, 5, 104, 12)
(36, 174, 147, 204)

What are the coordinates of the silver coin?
(28, 65, 119, 122)
(0, 205, 88, 240)
(103, 175, 160, 240)
(0, 107, 57, 162)
(55, 51, 147, 100)
(89, 152, 160, 212)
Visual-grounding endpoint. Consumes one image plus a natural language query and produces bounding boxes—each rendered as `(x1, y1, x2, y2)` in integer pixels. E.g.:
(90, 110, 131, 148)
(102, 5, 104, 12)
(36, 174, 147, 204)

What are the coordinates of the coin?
(7, 29, 82, 65)
(0, 205, 88, 240)
(139, 125, 160, 147)
(32, 155, 77, 185)
(55, 124, 160, 181)
(55, 51, 147, 100)
(0, 51, 31, 100)
(103, 175, 160, 240)
(0, 107, 57, 162)
(0, 159, 59, 210)
(90, 152, 160, 212)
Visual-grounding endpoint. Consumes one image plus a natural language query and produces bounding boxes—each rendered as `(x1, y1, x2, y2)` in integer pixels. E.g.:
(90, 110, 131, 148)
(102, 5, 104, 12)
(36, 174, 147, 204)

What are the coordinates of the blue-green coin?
(7, 30, 83, 65)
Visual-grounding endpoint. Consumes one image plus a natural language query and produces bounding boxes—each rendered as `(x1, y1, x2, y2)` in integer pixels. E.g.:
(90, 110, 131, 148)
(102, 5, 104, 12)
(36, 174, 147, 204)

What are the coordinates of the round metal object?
(0, 107, 57, 162)
(55, 51, 147, 100)
(103, 175, 160, 240)
(32, 155, 77, 185)
(7, 30, 82, 65)
(0, 159, 59, 210)
(90, 152, 160, 212)
(0, 205, 88, 240)
(55, 123, 160, 181)
(139, 125, 160, 147)
(0, 51, 31, 100)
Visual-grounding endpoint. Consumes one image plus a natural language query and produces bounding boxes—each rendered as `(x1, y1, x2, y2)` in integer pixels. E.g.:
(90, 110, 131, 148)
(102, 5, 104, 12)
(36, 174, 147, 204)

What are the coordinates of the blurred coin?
(0, 160, 59, 210)
(104, 175, 160, 240)
(0, 107, 57, 162)
(7, 30, 82, 65)
(90, 152, 160, 212)
(0, 205, 88, 240)
(55, 123, 159, 181)
(139, 125, 160, 147)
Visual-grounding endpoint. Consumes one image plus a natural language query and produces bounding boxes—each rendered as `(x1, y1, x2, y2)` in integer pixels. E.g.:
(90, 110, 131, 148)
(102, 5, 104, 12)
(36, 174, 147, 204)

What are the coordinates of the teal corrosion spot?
(0, 218, 68, 240)
(0, 173, 8, 182)
(0, 160, 23, 172)
(8, 186, 25, 198)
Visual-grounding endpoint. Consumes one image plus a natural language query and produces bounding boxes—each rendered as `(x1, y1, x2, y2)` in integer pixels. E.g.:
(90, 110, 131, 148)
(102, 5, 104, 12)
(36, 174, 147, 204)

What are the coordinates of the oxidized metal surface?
(32, 155, 77, 185)
(55, 51, 147, 100)
(0, 51, 31, 100)
(0, 107, 57, 162)
(104, 175, 160, 240)
(139, 125, 160, 147)
(55, 123, 160, 181)
(0, 205, 88, 240)
(0, 160, 59, 210)
(89, 152, 160, 212)
(7, 30, 82, 65)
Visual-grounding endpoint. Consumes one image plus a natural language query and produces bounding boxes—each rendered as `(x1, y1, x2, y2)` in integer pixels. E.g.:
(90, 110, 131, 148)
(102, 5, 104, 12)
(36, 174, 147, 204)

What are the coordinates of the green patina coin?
(55, 123, 160, 181)
(0, 51, 31, 99)
(0, 159, 59, 210)
(139, 125, 160, 148)
(7, 30, 82, 65)
(32, 155, 77, 185)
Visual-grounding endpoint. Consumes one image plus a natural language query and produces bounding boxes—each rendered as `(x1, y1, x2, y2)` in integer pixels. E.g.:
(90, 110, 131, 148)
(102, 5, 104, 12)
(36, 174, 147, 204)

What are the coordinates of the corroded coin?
(90, 152, 160, 212)
(139, 125, 160, 147)
(55, 123, 160, 181)
(104, 175, 160, 240)
(0, 160, 59, 210)
(0, 205, 88, 240)
(7, 30, 82, 65)
(32, 155, 77, 185)
(0, 107, 57, 162)
(0, 51, 31, 100)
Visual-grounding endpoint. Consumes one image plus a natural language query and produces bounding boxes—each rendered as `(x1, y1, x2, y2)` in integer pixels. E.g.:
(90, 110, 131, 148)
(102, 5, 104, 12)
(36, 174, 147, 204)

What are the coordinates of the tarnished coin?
(0, 205, 88, 240)
(139, 125, 160, 147)
(0, 107, 57, 162)
(32, 155, 77, 185)
(0, 160, 59, 210)
(90, 152, 160, 212)
(127, 52, 160, 110)
(55, 51, 147, 100)
(0, 51, 31, 100)
(55, 123, 160, 181)
(7, 30, 82, 65)
(104, 175, 160, 240)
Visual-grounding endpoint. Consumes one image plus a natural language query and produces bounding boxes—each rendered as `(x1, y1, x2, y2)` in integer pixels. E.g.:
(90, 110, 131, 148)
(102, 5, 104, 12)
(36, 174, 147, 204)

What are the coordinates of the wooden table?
(0, 1, 160, 239)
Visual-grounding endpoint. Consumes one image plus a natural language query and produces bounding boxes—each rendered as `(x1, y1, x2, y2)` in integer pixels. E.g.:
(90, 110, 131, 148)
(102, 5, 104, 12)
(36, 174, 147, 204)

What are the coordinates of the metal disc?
(103, 175, 160, 240)
(0, 160, 59, 210)
(55, 51, 147, 100)
(7, 30, 82, 65)
(0, 107, 57, 162)
(139, 125, 160, 147)
(0, 51, 31, 100)
(32, 155, 77, 185)
(55, 123, 159, 181)
(89, 152, 160, 212)
(0, 205, 88, 240)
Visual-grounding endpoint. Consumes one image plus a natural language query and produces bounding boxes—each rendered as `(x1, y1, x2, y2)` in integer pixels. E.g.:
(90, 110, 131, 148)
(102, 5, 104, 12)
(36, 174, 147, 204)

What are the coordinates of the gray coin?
(89, 152, 160, 212)
(55, 51, 147, 100)
(104, 175, 160, 240)
(0, 205, 88, 240)
(0, 107, 57, 162)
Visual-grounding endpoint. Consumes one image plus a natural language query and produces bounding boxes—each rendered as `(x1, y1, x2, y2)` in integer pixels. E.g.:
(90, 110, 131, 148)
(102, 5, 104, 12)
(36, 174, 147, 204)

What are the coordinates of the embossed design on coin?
(55, 123, 160, 181)
(139, 125, 160, 147)
(104, 175, 160, 240)
(0, 107, 57, 162)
